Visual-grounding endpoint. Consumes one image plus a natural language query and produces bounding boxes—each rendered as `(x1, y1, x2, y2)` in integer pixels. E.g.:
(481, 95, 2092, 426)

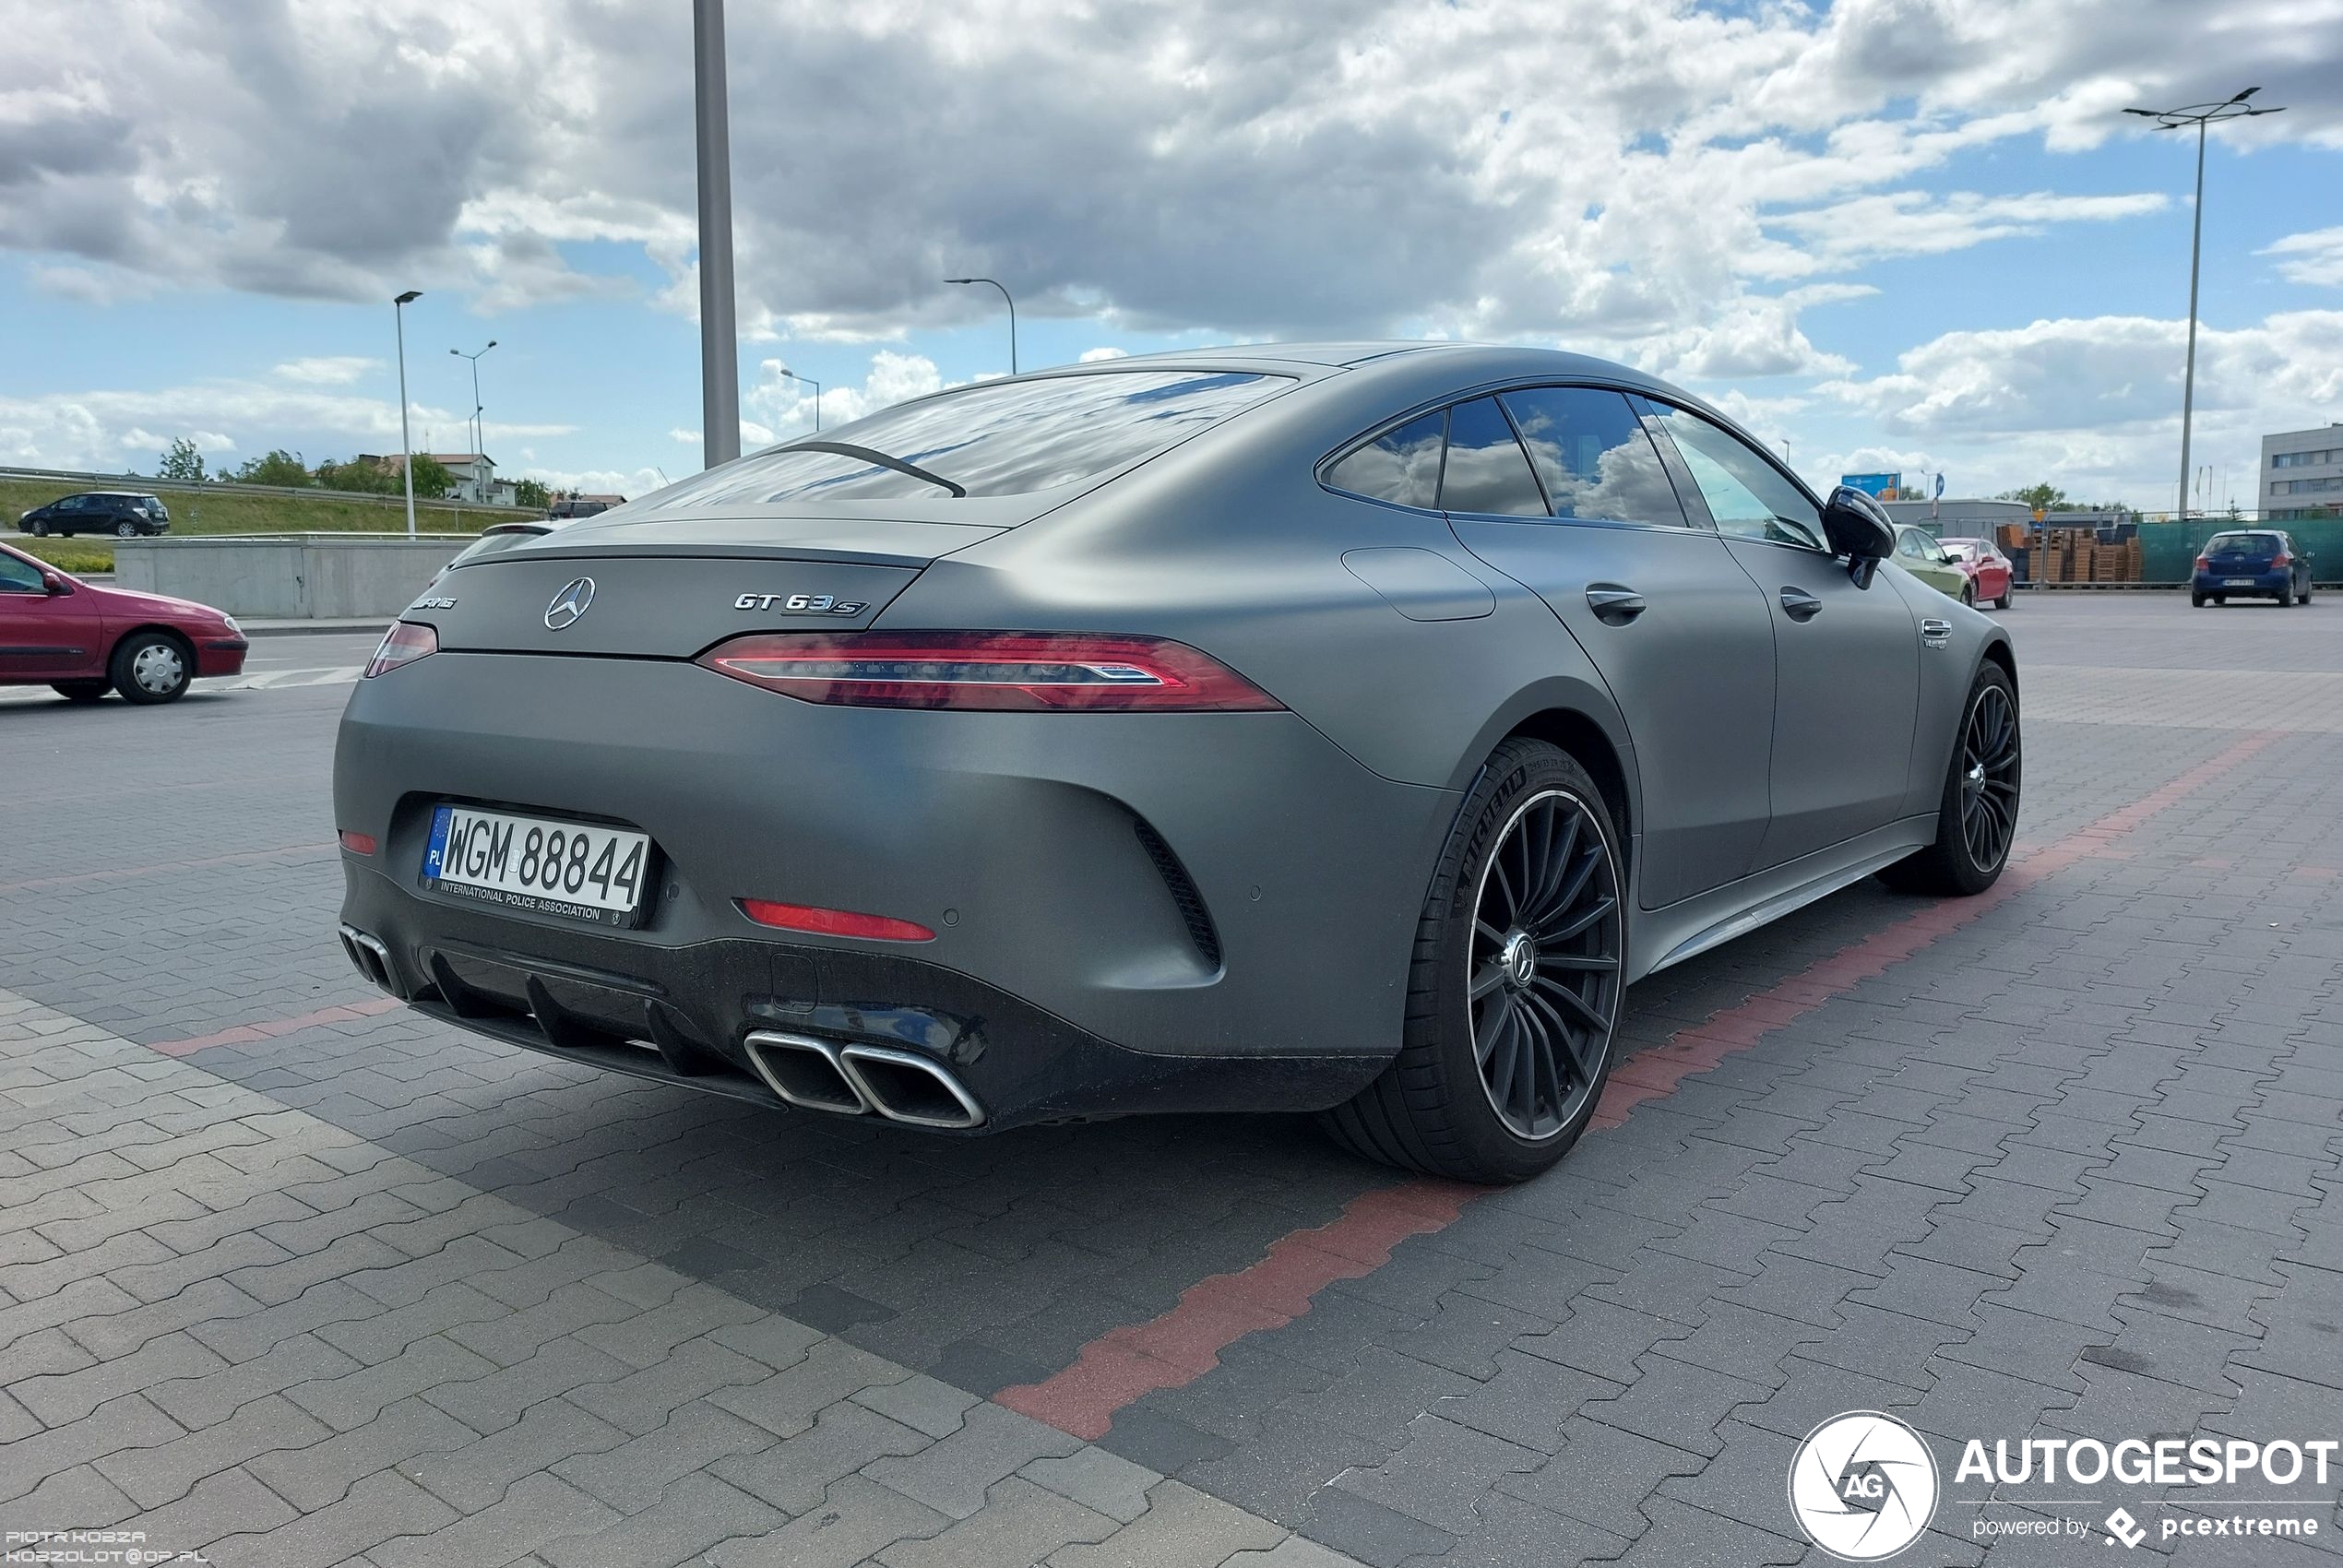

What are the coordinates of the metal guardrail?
(0, 464, 545, 518)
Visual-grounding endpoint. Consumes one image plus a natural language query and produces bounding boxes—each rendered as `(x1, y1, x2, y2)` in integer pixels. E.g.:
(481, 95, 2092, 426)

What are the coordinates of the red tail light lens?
(2270, 552, 2291, 568)
(696, 631, 1284, 712)
(2194, 556, 2209, 571)
(740, 898, 935, 943)
(364, 621, 438, 678)
(338, 830, 377, 855)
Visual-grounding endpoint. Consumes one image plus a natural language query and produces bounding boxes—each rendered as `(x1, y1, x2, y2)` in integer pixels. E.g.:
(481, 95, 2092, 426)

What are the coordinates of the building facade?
(2262, 424, 2343, 520)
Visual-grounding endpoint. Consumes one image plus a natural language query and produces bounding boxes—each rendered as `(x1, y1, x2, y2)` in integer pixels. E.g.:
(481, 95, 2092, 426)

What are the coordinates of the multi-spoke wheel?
(1881, 661, 2022, 897)
(1466, 790, 1622, 1141)
(1956, 679, 2019, 873)
(1323, 739, 1625, 1182)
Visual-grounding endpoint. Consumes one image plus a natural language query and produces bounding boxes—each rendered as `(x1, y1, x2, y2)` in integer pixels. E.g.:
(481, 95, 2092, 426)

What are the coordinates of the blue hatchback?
(2192, 529, 2314, 608)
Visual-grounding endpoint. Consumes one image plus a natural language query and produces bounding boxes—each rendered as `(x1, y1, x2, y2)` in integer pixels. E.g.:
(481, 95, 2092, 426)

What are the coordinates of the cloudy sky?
(3, 0, 2338, 509)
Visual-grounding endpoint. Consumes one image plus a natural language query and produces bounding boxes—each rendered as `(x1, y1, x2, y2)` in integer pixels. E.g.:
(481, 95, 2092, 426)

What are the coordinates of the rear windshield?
(2206, 533, 2279, 553)
(654, 370, 1290, 508)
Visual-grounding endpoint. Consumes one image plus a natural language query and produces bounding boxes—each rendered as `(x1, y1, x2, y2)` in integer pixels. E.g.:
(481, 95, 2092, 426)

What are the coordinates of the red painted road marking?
(996, 1181, 1481, 1439)
(147, 996, 404, 1057)
(999, 727, 2287, 1440)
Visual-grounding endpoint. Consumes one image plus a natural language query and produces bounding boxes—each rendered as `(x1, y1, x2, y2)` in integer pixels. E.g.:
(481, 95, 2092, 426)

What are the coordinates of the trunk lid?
(417, 515, 989, 659)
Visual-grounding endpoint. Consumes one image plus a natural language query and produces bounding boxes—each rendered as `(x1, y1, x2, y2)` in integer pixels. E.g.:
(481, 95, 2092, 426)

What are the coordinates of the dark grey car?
(333, 343, 2020, 1183)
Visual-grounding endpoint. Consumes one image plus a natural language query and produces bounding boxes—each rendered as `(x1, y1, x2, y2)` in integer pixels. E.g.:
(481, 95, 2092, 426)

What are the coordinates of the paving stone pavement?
(4, 595, 2340, 1566)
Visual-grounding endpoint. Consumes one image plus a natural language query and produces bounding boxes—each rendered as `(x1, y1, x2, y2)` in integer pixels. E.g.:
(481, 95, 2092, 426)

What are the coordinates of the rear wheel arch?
(1501, 707, 1634, 870)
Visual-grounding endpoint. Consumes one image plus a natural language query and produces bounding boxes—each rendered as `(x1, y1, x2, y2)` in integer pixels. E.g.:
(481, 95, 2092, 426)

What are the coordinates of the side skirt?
(1629, 815, 1937, 982)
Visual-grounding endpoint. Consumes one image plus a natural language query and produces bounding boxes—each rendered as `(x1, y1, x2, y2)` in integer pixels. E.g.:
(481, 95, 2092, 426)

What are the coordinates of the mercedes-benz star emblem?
(544, 577, 596, 630)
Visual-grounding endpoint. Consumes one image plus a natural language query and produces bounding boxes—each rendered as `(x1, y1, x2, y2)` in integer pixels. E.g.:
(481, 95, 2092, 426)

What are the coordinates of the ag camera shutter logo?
(1789, 1411, 1940, 1561)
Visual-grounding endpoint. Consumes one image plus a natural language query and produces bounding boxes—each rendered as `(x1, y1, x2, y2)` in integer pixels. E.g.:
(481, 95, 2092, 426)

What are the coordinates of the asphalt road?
(3, 594, 2337, 1567)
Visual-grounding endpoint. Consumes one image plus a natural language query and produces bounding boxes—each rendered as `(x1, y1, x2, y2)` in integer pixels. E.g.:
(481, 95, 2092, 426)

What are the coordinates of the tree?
(406, 454, 456, 500)
(1995, 482, 2067, 514)
(233, 449, 311, 487)
(157, 437, 207, 481)
(315, 457, 398, 495)
(511, 478, 552, 510)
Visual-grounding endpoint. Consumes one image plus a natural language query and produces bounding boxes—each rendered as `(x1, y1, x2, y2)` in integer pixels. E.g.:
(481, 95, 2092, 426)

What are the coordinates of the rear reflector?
(696, 631, 1283, 712)
(339, 830, 377, 855)
(364, 620, 437, 678)
(740, 898, 936, 943)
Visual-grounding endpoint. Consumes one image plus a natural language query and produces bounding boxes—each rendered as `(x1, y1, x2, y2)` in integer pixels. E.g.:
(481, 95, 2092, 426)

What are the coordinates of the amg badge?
(733, 593, 869, 615)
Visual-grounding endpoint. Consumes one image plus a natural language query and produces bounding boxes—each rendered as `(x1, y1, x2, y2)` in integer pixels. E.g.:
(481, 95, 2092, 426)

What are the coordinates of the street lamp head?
(945, 278, 975, 285)
(2231, 87, 2260, 101)
(486, 339, 497, 350)
(394, 290, 422, 305)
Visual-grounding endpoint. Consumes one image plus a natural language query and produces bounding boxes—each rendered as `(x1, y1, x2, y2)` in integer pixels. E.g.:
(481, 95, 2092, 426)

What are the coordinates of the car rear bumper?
(2194, 570, 2289, 593)
(332, 650, 1459, 1128)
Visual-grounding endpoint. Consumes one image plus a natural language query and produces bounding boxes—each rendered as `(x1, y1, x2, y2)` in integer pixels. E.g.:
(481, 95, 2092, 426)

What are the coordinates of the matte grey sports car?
(334, 343, 2019, 1183)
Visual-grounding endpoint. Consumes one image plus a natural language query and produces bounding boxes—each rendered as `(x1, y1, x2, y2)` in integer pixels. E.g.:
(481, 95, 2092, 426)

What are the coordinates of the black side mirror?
(1821, 486, 1896, 588)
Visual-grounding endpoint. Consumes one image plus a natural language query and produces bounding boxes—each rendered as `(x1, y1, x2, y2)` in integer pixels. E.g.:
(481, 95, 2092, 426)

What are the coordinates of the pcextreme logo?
(1788, 1412, 1941, 1561)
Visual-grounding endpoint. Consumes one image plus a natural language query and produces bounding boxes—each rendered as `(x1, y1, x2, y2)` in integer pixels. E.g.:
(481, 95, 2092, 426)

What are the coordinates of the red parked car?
(1938, 536, 2016, 609)
(0, 540, 247, 704)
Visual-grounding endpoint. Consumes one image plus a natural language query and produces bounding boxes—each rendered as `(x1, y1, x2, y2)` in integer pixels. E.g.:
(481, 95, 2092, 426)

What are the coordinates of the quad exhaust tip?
(743, 1030, 985, 1129)
(338, 924, 398, 996)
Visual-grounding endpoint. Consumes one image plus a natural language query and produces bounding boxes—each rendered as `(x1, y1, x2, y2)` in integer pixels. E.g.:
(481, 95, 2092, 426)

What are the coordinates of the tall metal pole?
(394, 291, 421, 538)
(695, 0, 741, 469)
(946, 278, 1017, 374)
(2177, 118, 2206, 522)
(451, 341, 495, 500)
(2124, 89, 2284, 521)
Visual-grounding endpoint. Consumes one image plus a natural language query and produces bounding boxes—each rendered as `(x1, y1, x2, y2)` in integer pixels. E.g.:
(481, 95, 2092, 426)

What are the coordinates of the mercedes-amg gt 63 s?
(334, 344, 2020, 1182)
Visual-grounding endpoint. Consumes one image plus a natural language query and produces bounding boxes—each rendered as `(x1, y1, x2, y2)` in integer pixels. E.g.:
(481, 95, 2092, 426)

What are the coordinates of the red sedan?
(1939, 536, 2016, 610)
(0, 540, 248, 704)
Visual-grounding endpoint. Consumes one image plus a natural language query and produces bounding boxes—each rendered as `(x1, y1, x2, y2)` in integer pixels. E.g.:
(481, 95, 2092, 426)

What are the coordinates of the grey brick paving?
(4, 597, 2341, 1563)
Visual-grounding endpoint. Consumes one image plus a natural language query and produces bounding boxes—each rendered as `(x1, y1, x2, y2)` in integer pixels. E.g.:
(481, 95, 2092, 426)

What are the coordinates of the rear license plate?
(2224, 577, 2254, 587)
(422, 805, 651, 927)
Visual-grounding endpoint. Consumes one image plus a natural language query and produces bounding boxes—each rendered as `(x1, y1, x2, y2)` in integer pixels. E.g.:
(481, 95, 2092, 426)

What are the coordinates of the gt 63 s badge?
(734, 593, 868, 615)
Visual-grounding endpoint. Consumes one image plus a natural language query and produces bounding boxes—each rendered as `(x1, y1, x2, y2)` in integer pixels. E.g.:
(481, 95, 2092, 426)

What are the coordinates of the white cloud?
(0, 379, 573, 472)
(1819, 309, 2343, 504)
(745, 350, 950, 440)
(274, 356, 381, 386)
(1077, 346, 1131, 362)
(2262, 226, 2343, 288)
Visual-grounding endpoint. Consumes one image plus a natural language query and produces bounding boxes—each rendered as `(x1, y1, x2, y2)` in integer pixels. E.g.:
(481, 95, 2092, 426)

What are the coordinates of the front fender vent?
(1133, 818, 1221, 972)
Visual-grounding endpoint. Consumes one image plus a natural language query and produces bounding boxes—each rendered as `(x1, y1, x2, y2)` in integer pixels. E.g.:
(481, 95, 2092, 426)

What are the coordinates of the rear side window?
(1325, 410, 1446, 509)
(1439, 398, 1548, 517)
(1500, 387, 1685, 526)
(657, 370, 1290, 508)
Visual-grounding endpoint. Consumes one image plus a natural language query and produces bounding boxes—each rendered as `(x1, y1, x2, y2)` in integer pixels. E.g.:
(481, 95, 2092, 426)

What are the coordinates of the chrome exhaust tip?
(838, 1043, 986, 1130)
(339, 924, 398, 995)
(742, 1030, 871, 1115)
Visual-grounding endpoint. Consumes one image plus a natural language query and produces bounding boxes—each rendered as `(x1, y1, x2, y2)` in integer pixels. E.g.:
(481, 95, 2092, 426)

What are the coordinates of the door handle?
(1585, 585, 1646, 624)
(1778, 587, 1824, 622)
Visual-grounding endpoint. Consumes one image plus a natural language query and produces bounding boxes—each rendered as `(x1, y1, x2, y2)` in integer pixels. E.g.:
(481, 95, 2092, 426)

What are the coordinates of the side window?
(1324, 410, 1445, 510)
(0, 554, 46, 593)
(1438, 398, 1547, 517)
(1895, 530, 1924, 561)
(1645, 406, 1826, 551)
(1500, 387, 1688, 527)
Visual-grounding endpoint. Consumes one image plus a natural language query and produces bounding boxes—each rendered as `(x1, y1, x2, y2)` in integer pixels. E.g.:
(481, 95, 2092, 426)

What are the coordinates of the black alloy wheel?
(1466, 789, 1623, 1142)
(1957, 679, 2020, 872)
(1322, 739, 1626, 1182)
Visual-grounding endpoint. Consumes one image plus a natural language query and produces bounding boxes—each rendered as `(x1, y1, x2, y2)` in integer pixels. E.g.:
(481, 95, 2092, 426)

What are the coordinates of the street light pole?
(778, 366, 822, 431)
(450, 341, 496, 500)
(946, 277, 1017, 375)
(393, 291, 422, 538)
(2124, 89, 2285, 519)
(694, 0, 741, 469)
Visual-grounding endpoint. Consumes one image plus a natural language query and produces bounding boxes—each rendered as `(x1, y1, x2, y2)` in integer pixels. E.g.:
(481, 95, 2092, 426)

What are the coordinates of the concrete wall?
(112, 534, 466, 618)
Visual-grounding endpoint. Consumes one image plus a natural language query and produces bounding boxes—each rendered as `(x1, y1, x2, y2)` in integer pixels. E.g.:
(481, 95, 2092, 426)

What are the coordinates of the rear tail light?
(740, 898, 935, 943)
(2270, 552, 2291, 568)
(2194, 556, 2210, 571)
(696, 631, 1284, 712)
(363, 620, 437, 678)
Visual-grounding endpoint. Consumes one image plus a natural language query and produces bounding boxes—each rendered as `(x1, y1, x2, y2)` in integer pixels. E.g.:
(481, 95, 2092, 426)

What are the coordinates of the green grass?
(6, 476, 510, 573)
